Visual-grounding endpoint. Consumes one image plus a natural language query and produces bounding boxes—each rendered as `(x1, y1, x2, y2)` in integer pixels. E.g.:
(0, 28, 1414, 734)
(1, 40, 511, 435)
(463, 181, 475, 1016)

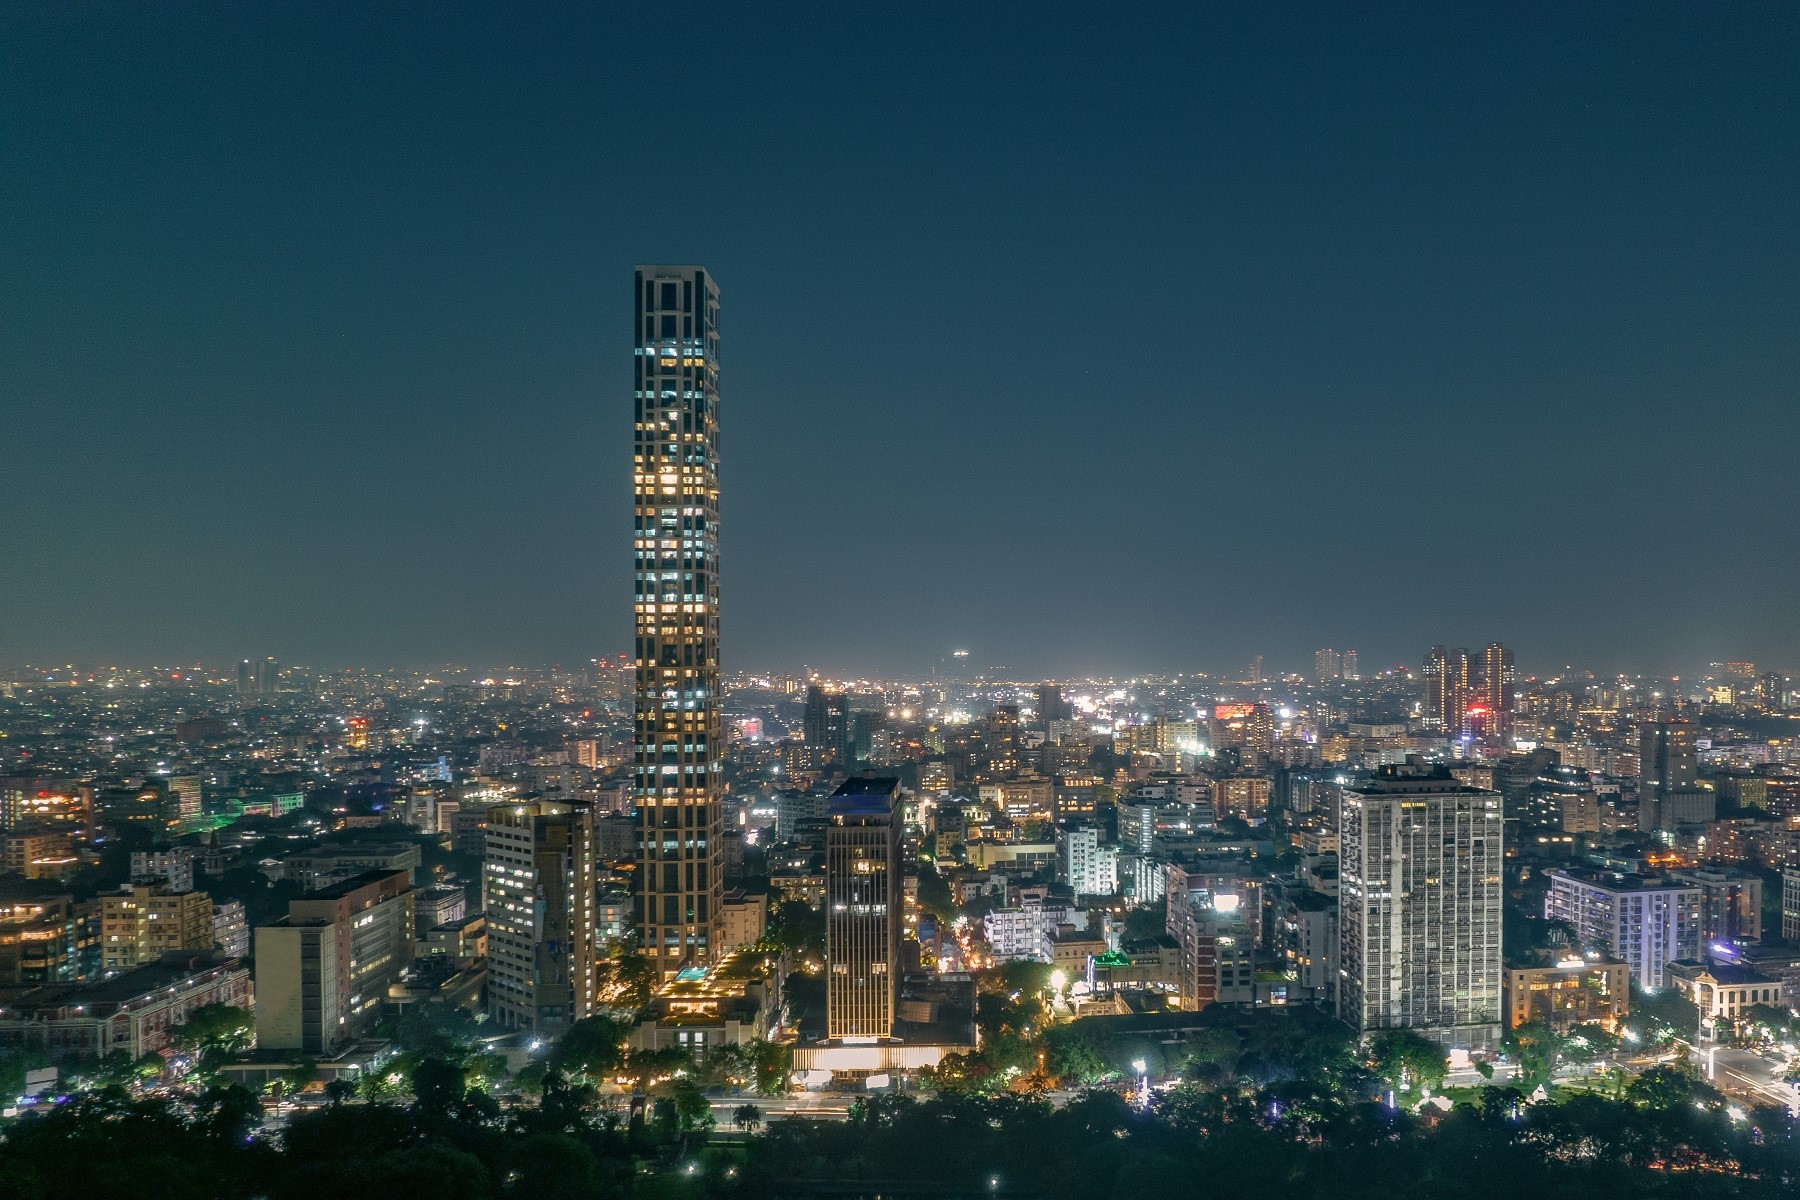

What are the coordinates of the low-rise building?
(1668, 959, 1784, 1030)
(790, 972, 978, 1082)
(279, 842, 422, 890)
(1502, 954, 1630, 1032)
(130, 846, 197, 892)
(413, 885, 467, 932)
(420, 912, 487, 964)
(629, 949, 784, 1055)
(719, 890, 769, 951)
(1094, 936, 1181, 993)
(3, 830, 78, 880)
(0, 951, 250, 1059)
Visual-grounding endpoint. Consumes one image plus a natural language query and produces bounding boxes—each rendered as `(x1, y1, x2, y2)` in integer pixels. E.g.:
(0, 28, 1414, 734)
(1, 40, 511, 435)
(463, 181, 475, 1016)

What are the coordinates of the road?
(710, 1093, 854, 1123)
(1694, 1043, 1800, 1112)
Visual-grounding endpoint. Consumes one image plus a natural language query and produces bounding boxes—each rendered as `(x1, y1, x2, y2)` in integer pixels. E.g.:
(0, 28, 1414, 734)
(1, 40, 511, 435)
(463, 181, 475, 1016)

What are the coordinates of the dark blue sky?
(3, 3, 1796, 677)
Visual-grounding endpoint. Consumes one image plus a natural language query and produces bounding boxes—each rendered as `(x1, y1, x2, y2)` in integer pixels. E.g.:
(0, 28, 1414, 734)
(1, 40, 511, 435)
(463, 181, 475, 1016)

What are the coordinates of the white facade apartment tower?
(1338, 765, 1503, 1049)
(484, 801, 597, 1033)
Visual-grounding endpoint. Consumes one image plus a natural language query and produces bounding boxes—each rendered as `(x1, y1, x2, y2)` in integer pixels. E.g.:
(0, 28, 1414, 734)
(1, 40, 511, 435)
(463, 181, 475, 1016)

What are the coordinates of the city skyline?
(9, 7, 1800, 1195)
(5, 6, 1799, 675)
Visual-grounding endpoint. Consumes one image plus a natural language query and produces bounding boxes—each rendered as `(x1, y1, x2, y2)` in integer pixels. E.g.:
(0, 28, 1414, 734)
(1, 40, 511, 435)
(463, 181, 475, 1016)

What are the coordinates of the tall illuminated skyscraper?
(1480, 642, 1514, 742)
(633, 265, 724, 979)
(1423, 645, 1472, 736)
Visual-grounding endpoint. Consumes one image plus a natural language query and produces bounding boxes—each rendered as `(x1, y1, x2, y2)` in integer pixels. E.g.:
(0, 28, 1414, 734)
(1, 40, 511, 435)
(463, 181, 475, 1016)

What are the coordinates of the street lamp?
(1132, 1058, 1148, 1110)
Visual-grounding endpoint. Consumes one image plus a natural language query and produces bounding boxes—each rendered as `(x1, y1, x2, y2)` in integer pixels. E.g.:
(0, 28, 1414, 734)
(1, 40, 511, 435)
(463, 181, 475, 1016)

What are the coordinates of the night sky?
(3, 4, 1796, 678)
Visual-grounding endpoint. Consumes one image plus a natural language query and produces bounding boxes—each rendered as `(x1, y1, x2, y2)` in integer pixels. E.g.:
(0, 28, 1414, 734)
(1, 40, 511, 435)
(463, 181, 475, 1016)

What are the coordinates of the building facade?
(1057, 823, 1118, 896)
(1502, 956, 1630, 1032)
(0, 952, 249, 1060)
(1671, 866, 1763, 945)
(255, 869, 414, 1053)
(826, 777, 902, 1041)
(634, 264, 725, 979)
(1542, 868, 1701, 989)
(484, 801, 596, 1033)
(1337, 766, 1503, 1048)
(100, 884, 215, 972)
(1783, 869, 1800, 941)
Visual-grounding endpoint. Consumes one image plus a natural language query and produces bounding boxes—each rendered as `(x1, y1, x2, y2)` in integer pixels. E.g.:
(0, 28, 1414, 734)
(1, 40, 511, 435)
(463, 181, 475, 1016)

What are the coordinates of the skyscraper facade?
(484, 801, 596, 1032)
(1423, 645, 1473, 737)
(1480, 642, 1514, 742)
(633, 265, 725, 978)
(804, 684, 849, 766)
(1338, 765, 1503, 1049)
(1636, 719, 1705, 832)
(826, 777, 902, 1041)
(1638, 720, 1698, 798)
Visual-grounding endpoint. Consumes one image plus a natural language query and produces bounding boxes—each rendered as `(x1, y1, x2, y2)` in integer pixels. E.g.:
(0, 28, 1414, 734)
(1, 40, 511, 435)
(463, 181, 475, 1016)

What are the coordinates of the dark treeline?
(4, 1065, 1798, 1200)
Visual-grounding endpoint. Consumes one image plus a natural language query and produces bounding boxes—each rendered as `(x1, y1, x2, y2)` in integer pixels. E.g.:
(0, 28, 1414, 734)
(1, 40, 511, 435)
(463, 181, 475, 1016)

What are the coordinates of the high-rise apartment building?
(1315, 648, 1342, 682)
(1783, 869, 1800, 941)
(1480, 642, 1514, 742)
(1422, 646, 1473, 736)
(1341, 649, 1359, 680)
(803, 685, 849, 766)
(1637, 720, 1704, 833)
(1543, 867, 1700, 989)
(633, 265, 724, 978)
(485, 801, 596, 1032)
(1338, 765, 1503, 1048)
(826, 777, 902, 1041)
(1422, 646, 1446, 729)
(1209, 703, 1274, 759)
(1057, 823, 1119, 896)
(1036, 683, 1071, 725)
(1638, 720, 1697, 791)
(986, 705, 1020, 775)
(1670, 866, 1762, 944)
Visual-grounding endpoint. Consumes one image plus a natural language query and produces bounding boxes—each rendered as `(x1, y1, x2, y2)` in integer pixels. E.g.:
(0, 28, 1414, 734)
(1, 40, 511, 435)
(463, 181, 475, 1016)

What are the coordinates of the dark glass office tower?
(826, 777, 902, 1041)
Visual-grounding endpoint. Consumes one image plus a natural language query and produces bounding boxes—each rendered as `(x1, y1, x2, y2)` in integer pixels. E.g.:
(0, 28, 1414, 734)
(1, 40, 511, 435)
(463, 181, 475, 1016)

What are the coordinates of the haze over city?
(5, 4, 1798, 676)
